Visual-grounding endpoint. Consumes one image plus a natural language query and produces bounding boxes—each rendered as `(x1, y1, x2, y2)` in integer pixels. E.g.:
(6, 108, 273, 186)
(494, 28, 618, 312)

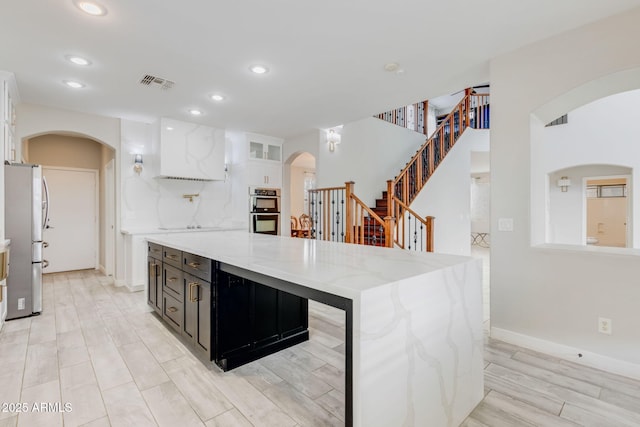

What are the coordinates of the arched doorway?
(284, 152, 316, 237)
(23, 133, 116, 276)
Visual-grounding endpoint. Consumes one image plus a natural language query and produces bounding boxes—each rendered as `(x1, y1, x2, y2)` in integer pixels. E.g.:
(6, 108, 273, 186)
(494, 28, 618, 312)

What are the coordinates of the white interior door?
(43, 167, 98, 273)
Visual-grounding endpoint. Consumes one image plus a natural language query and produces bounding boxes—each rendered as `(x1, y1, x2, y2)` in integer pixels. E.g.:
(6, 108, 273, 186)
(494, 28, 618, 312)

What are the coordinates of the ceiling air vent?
(139, 74, 175, 90)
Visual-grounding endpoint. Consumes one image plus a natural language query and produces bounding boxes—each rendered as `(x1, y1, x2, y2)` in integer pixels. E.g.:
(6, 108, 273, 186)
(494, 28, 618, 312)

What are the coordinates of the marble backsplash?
(121, 119, 246, 231)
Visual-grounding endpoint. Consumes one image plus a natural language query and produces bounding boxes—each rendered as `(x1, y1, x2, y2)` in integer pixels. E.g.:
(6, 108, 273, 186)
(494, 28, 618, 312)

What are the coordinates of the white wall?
(537, 90, 640, 247)
(490, 7, 640, 373)
(471, 173, 490, 234)
(15, 103, 126, 282)
(409, 129, 490, 255)
(317, 117, 426, 207)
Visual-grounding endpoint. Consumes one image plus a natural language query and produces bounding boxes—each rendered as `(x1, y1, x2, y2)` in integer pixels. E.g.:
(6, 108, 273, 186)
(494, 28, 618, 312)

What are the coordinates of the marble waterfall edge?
(358, 259, 483, 427)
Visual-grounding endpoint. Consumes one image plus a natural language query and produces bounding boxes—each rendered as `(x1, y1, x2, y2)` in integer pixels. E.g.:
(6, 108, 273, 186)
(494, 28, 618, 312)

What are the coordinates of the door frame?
(42, 166, 100, 270)
(582, 174, 632, 247)
(104, 159, 115, 276)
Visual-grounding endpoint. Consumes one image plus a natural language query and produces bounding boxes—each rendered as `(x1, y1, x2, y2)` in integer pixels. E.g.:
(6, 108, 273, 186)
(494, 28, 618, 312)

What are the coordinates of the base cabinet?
(214, 268, 309, 371)
(148, 243, 308, 371)
(183, 273, 212, 358)
(147, 243, 163, 315)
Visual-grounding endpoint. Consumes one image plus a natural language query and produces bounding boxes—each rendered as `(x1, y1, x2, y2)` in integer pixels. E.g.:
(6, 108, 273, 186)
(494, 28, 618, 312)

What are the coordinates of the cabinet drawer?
(163, 247, 182, 268)
(183, 252, 211, 282)
(163, 265, 184, 301)
(148, 242, 163, 260)
(163, 292, 183, 332)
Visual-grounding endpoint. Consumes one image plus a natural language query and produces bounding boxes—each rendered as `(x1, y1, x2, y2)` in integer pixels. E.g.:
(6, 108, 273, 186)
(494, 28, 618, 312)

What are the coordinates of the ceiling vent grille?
(139, 74, 175, 90)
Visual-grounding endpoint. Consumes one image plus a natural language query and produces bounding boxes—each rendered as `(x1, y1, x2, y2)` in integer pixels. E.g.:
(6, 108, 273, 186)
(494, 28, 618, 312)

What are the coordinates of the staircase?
(308, 88, 490, 251)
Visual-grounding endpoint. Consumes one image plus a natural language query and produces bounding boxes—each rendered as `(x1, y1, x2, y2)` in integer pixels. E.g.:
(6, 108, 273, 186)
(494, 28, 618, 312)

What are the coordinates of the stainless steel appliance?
(249, 187, 280, 235)
(4, 163, 49, 320)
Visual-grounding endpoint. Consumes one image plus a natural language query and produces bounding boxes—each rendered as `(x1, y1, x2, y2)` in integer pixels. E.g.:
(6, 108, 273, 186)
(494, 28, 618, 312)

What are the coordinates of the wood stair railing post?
(426, 216, 435, 252)
(384, 216, 395, 248)
(423, 100, 429, 136)
(345, 181, 354, 243)
(386, 180, 394, 219)
(386, 180, 394, 247)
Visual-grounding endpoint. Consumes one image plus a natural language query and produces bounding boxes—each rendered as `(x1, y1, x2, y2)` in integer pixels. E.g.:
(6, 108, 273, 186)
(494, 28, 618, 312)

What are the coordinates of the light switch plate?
(498, 218, 514, 232)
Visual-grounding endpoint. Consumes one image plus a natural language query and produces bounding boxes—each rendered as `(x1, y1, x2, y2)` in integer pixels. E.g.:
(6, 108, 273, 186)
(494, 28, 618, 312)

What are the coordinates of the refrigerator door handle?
(42, 176, 50, 230)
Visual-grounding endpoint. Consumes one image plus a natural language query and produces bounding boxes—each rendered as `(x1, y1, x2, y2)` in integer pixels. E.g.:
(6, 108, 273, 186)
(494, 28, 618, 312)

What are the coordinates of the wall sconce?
(327, 129, 341, 152)
(133, 154, 143, 175)
(557, 176, 571, 192)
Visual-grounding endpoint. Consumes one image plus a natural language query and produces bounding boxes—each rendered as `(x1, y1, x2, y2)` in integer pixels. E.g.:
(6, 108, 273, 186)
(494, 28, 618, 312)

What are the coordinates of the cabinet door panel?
(216, 271, 251, 357)
(252, 282, 279, 346)
(279, 290, 308, 338)
(183, 275, 198, 342)
(147, 257, 162, 314)
(197, 280, 212, 355)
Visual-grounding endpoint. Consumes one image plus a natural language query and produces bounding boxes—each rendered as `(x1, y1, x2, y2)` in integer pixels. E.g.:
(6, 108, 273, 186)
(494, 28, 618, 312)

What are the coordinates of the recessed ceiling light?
(189, 109, 203, 116)
(63, 80, 85, 89)
(74, 0, 107, 16)
(250, 65, 269, 75)
(210, 94, 225, 102)
(384, 62, 400, 72)
(66, 55, 91, 66)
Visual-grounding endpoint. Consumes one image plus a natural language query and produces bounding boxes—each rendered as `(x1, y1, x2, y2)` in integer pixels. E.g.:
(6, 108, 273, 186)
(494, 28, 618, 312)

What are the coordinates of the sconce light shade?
(327, 129, 341, 152)
(557, 176, 571, 192)
(133, 154, 143, 175)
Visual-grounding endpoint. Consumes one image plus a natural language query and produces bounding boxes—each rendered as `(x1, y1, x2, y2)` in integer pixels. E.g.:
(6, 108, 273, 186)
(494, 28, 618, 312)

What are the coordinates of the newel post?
(386, 180, 394, 219)
(345, 181, 355, 244)
(425, 216, 435, 252)
(464, 87, 472, 129)
(384, 216, 395, 248)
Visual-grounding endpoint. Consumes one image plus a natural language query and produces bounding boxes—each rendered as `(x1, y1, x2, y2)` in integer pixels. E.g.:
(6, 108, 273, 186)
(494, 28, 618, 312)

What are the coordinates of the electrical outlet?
(18, 297, 25, 310)
(598, 317, 612, 335)
(498, 218, 514, 232)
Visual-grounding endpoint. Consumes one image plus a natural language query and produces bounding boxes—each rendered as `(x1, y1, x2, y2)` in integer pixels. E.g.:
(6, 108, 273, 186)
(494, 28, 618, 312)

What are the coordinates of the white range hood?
(152, 118, 225, 181)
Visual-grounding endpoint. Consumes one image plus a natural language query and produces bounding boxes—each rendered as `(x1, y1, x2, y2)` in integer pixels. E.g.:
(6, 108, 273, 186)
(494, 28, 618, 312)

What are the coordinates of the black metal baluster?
(340, 190, 345, 242)
(317, 196, 322, 240)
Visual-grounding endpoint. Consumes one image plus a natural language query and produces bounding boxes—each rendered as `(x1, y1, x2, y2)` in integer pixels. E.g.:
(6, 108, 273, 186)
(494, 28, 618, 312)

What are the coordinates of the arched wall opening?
(22, 132, 117, 277)
(530, 80, 640, 250)
(283, 151, 316, 237)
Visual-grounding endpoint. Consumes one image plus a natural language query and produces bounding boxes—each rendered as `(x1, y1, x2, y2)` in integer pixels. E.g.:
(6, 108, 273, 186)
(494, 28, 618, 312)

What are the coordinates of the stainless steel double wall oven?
(249, 187, 280, 235)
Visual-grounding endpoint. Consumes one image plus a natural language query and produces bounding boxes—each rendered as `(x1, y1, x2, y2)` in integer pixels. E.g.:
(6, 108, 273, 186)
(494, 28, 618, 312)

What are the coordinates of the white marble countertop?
(121, 226, 243, 235)
(147, 231, 474, 300)
(0, 240, 9, 250)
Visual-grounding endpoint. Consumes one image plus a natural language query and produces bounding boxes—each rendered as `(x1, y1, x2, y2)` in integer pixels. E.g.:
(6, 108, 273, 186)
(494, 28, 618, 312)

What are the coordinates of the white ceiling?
(2, 0, 640, 139)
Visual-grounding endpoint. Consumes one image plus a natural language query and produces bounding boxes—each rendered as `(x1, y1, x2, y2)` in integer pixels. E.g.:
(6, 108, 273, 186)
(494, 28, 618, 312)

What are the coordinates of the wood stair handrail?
(393, 90, 472, 194)
(391, 194, 434, 252)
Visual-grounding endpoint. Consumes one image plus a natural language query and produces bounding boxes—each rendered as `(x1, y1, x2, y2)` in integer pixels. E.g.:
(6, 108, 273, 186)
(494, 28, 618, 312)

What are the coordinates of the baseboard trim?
(491, 327, 640, 381)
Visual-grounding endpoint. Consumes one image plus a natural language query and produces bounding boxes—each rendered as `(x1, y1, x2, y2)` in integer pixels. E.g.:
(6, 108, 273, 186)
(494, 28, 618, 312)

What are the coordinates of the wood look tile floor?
(0, 270, 639, 426)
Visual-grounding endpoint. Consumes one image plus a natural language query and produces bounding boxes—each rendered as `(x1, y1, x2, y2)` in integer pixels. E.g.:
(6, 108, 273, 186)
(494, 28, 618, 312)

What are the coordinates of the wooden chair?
(290, 216, 299, 237)
(299, 214, 312, 238)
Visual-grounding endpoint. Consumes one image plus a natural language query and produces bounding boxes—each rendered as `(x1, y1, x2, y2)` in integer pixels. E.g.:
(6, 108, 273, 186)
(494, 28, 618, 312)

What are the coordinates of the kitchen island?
(147, 231, 483, 427)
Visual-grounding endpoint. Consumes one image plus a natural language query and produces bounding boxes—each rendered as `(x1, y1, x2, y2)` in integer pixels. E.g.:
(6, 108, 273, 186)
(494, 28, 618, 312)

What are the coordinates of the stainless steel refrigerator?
(4, 163, 49, 320)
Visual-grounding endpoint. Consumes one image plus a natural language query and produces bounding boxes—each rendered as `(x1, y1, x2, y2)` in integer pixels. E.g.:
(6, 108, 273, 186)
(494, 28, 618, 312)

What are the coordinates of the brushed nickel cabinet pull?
(167, 254, 178, 260)
(187, 261, 200, 269)
(168, 276, 177, 282)
(168, 306, 178, 313)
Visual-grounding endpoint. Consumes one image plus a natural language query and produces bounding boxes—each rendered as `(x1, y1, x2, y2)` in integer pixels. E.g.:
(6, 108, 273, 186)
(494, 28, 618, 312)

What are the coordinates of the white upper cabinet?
(1, 72, 18, 163)
(245, 133, 283, 188)
(153, 118, 225, 180)
(249, 140, 281, 162)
